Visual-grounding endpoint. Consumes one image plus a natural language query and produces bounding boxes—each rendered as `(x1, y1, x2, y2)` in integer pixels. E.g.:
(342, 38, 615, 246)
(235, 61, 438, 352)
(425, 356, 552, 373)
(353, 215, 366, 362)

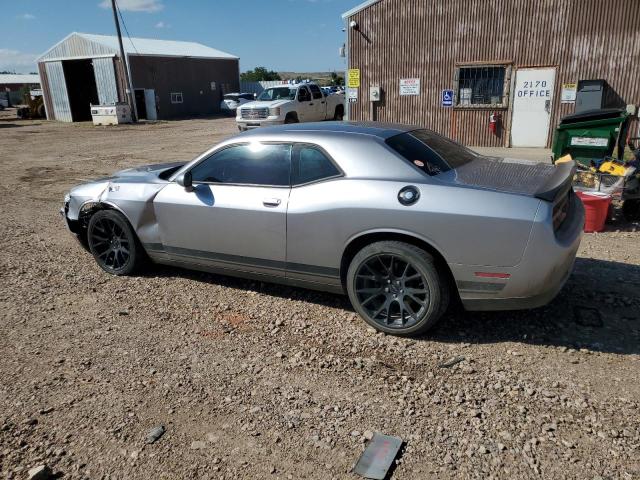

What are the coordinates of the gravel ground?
(1, 116, 639, 480)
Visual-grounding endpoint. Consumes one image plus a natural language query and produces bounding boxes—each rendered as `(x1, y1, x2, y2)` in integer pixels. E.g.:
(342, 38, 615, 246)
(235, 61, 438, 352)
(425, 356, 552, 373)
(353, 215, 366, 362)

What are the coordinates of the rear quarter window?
(386, 129, 478, 175)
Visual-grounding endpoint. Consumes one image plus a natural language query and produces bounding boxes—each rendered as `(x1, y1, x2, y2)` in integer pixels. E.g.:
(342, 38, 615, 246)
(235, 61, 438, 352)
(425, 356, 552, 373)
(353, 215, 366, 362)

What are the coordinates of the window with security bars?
(455, 65, 507, 107)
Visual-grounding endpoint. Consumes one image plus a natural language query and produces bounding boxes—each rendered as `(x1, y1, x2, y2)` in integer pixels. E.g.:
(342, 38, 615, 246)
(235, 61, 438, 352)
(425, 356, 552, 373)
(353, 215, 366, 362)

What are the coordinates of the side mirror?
(176, 171, 193, 191)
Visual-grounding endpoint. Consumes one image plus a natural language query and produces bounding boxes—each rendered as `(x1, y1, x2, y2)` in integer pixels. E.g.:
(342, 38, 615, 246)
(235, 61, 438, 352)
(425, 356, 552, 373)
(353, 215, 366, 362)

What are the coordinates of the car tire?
(87, 209, 144, 276)
(284, 113, 299, 124)
(346, 241, 449, 336)
(333, 106, 344, 121)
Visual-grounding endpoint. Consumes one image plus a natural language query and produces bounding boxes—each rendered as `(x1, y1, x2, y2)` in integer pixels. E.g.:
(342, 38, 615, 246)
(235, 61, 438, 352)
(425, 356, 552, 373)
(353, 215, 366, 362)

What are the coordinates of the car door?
(285, 143, 344, 290)
(296, 86, 313, 122)
(153, 142, 292, 279)
(307, 84, 326, 121)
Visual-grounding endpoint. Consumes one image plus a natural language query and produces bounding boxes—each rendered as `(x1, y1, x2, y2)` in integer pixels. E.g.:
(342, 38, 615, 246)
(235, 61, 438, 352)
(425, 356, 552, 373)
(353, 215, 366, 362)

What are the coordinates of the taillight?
(552, 191, 571, 230)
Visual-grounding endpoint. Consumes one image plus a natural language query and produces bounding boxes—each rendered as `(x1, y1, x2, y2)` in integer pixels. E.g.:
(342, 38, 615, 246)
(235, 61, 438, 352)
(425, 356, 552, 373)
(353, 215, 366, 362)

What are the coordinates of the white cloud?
(155, 21, 170, 29)
(19, 13, 36, 20)
(0, 49, 37, 73)
(99, 0, 163, 13)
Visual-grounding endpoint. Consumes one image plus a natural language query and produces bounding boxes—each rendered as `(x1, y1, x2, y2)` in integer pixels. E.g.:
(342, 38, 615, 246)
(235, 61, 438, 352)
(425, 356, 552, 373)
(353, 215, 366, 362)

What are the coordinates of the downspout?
(345, 16, 350, 121)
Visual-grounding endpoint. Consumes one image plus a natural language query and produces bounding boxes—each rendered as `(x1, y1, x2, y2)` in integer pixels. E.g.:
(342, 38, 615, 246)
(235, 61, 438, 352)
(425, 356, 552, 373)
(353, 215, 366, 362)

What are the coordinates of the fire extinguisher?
(489, 112, 501, 135)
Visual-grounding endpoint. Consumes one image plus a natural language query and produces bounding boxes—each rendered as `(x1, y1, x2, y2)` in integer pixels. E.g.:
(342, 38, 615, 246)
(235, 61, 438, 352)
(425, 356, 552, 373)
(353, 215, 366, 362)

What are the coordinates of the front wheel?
(346, 241, 449, 336)
(87, 210, 143, 276)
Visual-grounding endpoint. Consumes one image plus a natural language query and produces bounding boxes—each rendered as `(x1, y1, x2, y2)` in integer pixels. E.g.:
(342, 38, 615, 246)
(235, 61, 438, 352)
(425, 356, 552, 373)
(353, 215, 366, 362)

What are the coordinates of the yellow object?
(347, 69, 360, 88)
(598, 160, 628, 176)
(555, 154, 574, 165)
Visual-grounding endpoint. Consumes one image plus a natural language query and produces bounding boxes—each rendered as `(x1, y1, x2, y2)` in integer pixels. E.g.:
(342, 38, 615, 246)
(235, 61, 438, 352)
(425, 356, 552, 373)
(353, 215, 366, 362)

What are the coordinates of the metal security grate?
(457, 66, 506, 106)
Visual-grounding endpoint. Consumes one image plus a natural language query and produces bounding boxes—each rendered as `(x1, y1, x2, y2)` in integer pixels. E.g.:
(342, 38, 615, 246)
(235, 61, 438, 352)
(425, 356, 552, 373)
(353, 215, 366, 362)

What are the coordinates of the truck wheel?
(285, 113, 299, 124)
(333, 105, 344, 121)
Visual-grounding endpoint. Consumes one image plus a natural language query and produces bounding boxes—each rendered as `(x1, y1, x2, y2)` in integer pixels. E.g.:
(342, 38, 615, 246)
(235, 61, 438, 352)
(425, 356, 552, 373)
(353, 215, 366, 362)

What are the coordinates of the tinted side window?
(309, 84, 323, 100)
(298, 87, 311, 102)
(292, 145, 340, 185)
(385, 129, 477, 176)
(191, 144, 291, 186)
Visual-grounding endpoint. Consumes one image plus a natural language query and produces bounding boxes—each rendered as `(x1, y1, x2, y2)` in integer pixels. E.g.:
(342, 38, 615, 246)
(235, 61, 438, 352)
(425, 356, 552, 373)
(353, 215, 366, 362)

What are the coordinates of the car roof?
(240, 121, 419, 140)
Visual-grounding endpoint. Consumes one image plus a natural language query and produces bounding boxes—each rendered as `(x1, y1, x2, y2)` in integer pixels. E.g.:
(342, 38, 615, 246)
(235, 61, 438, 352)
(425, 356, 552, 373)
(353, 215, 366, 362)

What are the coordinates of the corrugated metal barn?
(343, 0, 640, 147)
(37, 32, 239, 122)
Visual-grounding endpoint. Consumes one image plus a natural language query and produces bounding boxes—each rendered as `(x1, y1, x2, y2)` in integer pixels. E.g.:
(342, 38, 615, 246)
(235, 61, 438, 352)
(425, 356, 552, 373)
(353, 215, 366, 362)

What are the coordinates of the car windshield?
(257, 87, 296, 101)
(223, 94, 239, 100)
(385, 129, 478, 175)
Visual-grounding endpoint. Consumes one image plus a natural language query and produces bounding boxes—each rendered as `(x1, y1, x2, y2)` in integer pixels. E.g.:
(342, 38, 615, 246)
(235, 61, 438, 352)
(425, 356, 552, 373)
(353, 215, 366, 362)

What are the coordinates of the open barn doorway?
(62, 59, 99, 121)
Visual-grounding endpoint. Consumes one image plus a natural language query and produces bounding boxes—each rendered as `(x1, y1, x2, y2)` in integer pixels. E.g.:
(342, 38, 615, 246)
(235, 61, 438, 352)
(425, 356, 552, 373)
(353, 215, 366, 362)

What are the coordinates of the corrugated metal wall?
(347, 0, 640, 147)
(44, 61, 72, 122)
(93, 57, 119, 104)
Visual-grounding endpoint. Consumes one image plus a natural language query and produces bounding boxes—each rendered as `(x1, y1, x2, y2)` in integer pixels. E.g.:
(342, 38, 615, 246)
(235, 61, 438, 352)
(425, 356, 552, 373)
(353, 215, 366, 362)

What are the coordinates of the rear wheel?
(333, 105, 344, 121)
(87, 210, 143, 276)
(346, 241, 449, 336)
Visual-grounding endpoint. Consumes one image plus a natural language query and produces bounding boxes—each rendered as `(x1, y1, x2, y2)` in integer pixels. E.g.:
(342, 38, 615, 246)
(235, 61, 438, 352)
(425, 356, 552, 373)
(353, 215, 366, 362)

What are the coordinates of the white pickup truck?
(236, 83, 345, 131)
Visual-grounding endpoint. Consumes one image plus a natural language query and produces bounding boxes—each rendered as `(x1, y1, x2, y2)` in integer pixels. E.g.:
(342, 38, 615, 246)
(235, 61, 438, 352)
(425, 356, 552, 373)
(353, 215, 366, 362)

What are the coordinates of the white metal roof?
(342, 0, 383, 19)
(0, 74, 40, 85)
(38, 32, 238, 61)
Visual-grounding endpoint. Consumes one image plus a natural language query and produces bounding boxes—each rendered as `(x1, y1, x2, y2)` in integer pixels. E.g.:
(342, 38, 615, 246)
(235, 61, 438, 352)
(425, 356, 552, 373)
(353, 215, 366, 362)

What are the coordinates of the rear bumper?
(458, 193, 584, 311)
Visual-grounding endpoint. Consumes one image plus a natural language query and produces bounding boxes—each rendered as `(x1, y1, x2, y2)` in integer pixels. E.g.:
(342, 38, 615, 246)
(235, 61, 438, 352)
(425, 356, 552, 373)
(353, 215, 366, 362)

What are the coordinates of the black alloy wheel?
(347, 241, 448, 336)
(87, 210, 141, 275)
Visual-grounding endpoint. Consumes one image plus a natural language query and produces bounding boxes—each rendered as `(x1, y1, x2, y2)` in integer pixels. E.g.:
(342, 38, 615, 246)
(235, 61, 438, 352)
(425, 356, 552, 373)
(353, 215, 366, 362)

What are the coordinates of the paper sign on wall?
(561, 83, 577, 103)
(348, 88, 358, 103)
(400, 78, 420, 96)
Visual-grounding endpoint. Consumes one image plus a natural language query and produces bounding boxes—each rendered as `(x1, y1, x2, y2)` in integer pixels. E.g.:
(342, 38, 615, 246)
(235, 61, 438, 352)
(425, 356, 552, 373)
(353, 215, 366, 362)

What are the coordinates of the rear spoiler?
(535, 161, 576, 202)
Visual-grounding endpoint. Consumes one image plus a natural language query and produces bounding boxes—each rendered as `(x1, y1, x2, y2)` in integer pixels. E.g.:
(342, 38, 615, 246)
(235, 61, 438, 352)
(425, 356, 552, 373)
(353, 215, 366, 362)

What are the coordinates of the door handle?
(263, 198, 281, 207)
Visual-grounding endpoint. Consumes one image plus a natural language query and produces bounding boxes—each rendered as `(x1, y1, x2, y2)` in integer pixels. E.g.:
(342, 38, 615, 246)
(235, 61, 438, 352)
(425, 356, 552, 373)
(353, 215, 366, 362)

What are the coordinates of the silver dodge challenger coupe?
(62, 122, 584, 336)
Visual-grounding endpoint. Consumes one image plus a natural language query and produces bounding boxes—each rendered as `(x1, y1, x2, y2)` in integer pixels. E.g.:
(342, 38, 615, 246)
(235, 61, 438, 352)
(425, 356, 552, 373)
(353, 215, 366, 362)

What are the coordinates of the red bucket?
(576, 191, 611, 233)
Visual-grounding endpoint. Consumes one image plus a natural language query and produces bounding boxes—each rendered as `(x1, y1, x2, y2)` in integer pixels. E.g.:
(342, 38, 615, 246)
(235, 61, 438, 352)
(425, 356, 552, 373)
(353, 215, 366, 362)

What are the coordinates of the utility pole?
(111, 0, 136, 121)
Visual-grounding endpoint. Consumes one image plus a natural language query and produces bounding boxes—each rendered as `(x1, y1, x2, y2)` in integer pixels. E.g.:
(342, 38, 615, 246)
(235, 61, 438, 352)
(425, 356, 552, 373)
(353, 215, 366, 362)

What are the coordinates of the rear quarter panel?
(286, 178, 540, 274)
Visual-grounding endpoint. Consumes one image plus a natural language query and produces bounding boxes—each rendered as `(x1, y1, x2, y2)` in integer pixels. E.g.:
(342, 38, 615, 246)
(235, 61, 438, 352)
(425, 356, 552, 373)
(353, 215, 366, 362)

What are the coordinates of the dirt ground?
(0, 114, 639, 480)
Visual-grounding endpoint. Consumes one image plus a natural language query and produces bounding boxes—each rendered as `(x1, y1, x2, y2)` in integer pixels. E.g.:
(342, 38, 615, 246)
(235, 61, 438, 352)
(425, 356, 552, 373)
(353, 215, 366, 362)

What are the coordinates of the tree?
(240, 67, 281, 82)
(330, 71, 344, 86)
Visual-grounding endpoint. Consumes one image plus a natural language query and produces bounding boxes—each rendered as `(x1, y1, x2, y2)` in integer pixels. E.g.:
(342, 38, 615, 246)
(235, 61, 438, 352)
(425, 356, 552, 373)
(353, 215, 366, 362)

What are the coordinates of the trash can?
(551, 108, 629, 169)
(576, 191, 611, 233)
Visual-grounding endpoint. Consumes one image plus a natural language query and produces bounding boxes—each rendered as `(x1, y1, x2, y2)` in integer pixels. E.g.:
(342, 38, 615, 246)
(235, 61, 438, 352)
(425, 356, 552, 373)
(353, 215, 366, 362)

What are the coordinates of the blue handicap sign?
(441, 89, 454, 107)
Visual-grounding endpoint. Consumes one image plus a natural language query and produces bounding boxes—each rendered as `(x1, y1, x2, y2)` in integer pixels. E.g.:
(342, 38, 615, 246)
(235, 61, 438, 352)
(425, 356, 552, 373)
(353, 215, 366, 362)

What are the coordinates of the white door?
(511, 67, 556, 147)
(144, 89, 157, 121)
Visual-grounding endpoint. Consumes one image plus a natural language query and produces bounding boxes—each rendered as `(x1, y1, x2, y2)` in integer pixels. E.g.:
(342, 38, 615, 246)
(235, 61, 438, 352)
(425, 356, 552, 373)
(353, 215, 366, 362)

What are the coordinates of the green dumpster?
(551, 108, 630, 168)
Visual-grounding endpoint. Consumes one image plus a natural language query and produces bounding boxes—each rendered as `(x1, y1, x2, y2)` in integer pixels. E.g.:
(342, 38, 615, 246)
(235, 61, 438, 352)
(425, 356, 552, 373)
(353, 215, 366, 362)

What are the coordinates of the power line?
(115, 0, 139, 56)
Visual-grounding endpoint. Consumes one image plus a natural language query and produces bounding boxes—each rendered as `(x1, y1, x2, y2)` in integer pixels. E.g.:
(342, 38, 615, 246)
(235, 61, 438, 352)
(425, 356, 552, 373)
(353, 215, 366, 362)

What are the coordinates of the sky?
(0, 0, 363, 74)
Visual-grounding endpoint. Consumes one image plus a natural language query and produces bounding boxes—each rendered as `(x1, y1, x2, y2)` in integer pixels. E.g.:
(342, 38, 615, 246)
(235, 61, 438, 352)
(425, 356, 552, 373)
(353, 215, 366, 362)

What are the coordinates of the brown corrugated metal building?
(343, 0, 640, 148)
(37, 33, 239, 122)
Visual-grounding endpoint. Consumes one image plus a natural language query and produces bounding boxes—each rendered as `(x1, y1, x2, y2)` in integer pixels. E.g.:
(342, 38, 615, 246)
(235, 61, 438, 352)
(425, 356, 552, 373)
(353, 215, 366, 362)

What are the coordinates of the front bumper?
(236, 118, 285, 130)
(458, 193, 585, 311)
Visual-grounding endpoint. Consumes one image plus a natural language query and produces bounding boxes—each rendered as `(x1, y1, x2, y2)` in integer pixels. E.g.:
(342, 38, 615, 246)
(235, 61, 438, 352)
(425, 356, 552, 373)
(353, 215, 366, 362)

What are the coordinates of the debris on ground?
(438, 355, 465, 368)
(145, 425, 166, 444)
(353, 432, 403, 480)
(27, 465, 52, 480)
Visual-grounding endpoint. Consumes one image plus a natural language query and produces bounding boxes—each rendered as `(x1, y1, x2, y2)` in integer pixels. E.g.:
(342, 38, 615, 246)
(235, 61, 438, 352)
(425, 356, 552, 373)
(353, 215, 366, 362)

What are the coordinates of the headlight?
(269, 107, 281, 117)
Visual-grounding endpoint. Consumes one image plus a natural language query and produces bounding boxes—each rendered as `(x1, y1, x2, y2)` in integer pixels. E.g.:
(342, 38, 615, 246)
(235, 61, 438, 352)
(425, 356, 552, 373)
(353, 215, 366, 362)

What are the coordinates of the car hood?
(438, 156, 574, 201)
(240, 99, 291, 109)
(108, 161, 185, 183)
